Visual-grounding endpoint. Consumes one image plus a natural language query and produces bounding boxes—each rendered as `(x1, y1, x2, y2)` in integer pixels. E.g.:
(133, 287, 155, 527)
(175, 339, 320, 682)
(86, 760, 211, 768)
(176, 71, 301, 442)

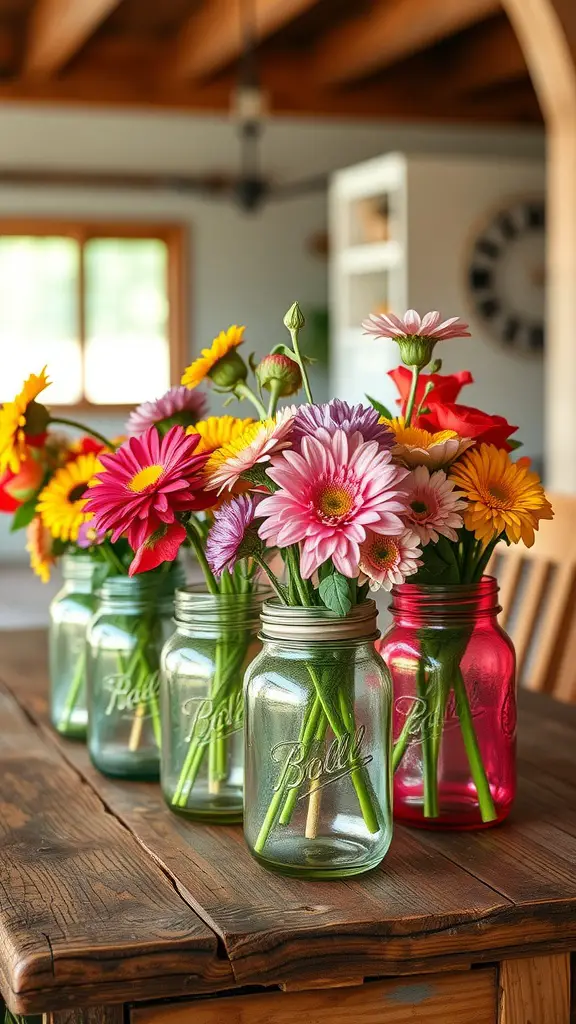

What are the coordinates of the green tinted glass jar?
(49, 554, 99, 739)
(243, 601, 393, 879)
(160, 586, 267, 821)
(86, 565, 185, 779)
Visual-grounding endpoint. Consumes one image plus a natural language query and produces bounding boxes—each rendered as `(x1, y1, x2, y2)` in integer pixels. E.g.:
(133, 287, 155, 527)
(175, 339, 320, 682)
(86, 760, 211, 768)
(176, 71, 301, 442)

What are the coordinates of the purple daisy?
(77, 520, 107, 548)
(206, 494, 262, 578)
(127, 386, 209, 436)
(293, 399, 393, 450)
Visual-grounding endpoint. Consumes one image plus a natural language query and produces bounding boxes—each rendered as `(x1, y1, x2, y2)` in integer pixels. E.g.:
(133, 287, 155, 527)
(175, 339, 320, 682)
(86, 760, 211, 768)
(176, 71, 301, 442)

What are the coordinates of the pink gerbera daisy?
(359, 530, 422, 591)
(127, 386, 208, 436)
(205, 406, 296, 494)
(84, 425, 214, 552)
(403, 466, 467, 546)
(257, 430, 409, 579)
(362, 309, 470, 342)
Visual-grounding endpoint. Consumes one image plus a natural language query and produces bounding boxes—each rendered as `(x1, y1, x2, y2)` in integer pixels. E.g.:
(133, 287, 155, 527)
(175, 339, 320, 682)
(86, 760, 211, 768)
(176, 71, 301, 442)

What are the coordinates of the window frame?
(0, 218, 188, 413)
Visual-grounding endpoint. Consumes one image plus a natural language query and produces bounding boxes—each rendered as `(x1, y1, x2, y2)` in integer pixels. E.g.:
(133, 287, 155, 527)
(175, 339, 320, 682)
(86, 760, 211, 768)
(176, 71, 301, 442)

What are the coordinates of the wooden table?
(0, 631, 574, 1024)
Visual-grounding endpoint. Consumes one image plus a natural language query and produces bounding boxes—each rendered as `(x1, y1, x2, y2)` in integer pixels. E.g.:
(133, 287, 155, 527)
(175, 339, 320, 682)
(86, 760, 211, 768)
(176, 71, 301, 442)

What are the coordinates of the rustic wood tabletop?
(0, 630, 574, 1024)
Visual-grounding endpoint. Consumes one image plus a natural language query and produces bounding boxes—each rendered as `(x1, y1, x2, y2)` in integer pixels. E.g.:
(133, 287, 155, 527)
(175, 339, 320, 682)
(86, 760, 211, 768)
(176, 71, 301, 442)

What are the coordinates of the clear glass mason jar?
(160, 586, 267, 821)
(377, 578, 516, 830)
(244, 600, 393, 879)
(49, 553, 99, 739)
(86, 565, 185, 780)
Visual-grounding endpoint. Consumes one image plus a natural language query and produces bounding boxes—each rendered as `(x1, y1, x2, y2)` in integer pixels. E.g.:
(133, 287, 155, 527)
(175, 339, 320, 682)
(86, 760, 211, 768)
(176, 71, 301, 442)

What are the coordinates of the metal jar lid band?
(260, 599, 379, 642)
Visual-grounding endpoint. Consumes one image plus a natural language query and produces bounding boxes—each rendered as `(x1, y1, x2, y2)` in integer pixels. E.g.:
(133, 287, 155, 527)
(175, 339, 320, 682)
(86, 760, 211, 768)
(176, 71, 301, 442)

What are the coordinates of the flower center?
(68, 483, 88, 503)
(317, 483, 354, 521)
(128, 464, 164, 492)
(487, 484, 511, 507)
(368, 537, 399, 571)
(410, 499, 429, 516)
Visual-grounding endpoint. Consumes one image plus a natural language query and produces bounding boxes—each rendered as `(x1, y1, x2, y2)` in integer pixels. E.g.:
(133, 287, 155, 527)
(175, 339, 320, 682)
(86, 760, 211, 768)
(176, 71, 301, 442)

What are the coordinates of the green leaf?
(508, 439, 523, 450)
(318, 560, 333, 582)
(248, 351, 259, 373)
(10, 499, 39, 532)
(319, 571, 352, 617)
(366, 395, 392, 420)
(270, 343, 294, 358)
(52, 538, 69, 557)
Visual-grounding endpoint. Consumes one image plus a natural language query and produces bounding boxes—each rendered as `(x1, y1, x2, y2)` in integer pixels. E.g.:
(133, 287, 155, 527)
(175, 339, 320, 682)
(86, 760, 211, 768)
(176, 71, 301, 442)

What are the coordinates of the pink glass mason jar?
(377, 578, 516, 830)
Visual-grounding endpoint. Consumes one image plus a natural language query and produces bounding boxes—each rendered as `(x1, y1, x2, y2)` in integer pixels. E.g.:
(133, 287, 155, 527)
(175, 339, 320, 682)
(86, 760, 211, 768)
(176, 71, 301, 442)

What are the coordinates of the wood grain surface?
(0, 672, 231, 1013)
(1, 631, 576, 1008)
(499, 953, 570, 1024)
(133, 969, 497, 1024)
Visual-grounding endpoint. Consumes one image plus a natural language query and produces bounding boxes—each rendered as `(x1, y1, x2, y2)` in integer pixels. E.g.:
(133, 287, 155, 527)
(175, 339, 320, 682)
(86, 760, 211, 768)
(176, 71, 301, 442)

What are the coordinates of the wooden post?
(501, 0, 576, 493)
(499, 954, 570, 1023)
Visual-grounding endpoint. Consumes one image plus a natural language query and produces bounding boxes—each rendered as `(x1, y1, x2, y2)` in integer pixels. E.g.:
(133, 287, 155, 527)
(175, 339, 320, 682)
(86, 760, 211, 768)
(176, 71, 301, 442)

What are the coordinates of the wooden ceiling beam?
(439, 16, 528, 96)
(24, 0, 123, 79)
(313, 0, 502, 87)
(169, 0, 321, 83)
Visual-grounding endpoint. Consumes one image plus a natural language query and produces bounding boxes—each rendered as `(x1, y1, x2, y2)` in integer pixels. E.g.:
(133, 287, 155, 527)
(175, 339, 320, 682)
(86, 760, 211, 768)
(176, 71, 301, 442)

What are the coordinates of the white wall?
(0, 106, 544, 560)
(406, 155, 545, 464)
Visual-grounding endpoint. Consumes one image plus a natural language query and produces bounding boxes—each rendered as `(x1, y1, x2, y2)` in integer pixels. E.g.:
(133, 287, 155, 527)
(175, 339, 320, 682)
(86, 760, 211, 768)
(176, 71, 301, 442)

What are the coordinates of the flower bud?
(283, 301, 305, 332)
(25, 400, 50, 437)
(429, 358, 443, 374)
(256, 353, 302, 397)
(209, 350, 248, 389)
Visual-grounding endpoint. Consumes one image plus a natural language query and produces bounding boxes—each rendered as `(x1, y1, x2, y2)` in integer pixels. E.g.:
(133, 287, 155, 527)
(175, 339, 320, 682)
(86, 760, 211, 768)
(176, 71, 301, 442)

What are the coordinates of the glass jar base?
(394, 784, 512, 831)
(249, 835, 386, 879)
(167, 802, 243, 824)
(89, 751, 160, 782)
(53, 722, 87, 742)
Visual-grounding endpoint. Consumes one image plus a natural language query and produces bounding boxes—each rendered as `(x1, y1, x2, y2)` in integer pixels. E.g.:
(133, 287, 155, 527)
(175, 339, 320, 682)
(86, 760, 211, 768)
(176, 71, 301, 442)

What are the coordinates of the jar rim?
(260, 599, 379, 642)
(390, 575, 500, 619)
(174, 583, 271, 627)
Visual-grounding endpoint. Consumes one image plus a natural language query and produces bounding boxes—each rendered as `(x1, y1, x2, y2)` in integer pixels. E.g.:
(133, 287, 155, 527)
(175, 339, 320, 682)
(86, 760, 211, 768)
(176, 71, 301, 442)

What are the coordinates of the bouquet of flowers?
(363, 308, 553, 824)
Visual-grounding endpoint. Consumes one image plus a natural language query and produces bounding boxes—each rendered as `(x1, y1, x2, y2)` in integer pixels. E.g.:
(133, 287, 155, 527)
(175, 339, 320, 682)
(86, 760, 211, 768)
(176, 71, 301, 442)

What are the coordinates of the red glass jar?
(377, 577, 516, 830)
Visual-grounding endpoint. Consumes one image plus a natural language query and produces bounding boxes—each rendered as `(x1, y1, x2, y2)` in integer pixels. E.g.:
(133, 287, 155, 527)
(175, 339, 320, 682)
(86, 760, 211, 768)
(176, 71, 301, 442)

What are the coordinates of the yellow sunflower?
(187, 415, 254, 455)
(181, 326, 246, 390)
(383, 415, 473, 469)
(37, 451, 103, 543)
(450, 444, 553, 548)
(0, 368, 51, 474)
(26, 515, 56, 583)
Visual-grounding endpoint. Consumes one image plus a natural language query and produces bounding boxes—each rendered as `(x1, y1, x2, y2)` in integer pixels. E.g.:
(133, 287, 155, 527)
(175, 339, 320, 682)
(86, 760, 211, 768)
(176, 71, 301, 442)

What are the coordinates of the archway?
(501, 0, 576, 491)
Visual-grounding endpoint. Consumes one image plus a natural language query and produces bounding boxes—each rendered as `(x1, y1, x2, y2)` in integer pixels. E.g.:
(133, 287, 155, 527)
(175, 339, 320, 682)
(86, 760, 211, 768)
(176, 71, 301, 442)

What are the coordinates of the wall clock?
(467, 197, 545, 355)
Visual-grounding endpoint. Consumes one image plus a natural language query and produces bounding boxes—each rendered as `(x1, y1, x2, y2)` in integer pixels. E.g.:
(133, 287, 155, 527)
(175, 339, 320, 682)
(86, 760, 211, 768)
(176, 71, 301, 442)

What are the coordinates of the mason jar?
(160, 586, 266, 821)
(86, 565, 184, 780)
(243, 600, 393, 879)
(377, 578, 516, 830)
(49, 553, 99, 739)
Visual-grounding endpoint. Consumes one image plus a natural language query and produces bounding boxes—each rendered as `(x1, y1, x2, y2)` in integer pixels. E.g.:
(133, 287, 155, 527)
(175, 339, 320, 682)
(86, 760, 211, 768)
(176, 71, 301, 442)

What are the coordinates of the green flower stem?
(453, 666, 498, 823)
(58, 649, 86, 732)
(50, 417, 113, 450)
(234, 381, 268, 419)
(186, 523, 220, 596)
(417, 659, 439, 819)
(287, 326, 313, 403)
(252, 553, 288, 604)
(267, 378, 283, 418)
(254, 695, 324, 853)
(404, 366, 421, 427)
(171, 636, 249, 807)
(278, 694, 322, 825)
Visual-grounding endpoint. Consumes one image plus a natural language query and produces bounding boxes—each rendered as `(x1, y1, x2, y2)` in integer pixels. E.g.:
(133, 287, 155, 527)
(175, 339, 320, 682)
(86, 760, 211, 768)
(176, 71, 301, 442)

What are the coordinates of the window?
(0, 221, 186, 407)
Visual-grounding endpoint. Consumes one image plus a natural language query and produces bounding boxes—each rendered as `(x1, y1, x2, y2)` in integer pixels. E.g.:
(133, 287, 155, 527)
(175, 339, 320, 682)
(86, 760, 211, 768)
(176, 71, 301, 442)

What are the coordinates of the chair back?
(487, 495, 576, 702)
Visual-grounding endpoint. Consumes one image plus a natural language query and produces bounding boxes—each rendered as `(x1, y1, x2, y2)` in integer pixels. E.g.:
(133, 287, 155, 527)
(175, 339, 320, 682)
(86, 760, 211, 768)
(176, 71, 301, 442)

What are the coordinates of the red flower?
(0, 449, 45, 512)
(130, 522, 187, 575)
(420, 402, 518, 450)
(388, 366, 473, 414)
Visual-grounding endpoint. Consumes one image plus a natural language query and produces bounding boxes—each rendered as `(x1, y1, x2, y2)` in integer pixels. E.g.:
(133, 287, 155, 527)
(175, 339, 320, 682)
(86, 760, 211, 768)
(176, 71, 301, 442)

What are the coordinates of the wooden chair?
(487, 494, 576, 703)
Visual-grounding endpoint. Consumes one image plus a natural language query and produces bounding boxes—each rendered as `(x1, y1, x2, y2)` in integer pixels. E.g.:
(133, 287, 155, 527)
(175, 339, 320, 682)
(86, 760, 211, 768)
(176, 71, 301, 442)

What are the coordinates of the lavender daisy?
(293, 399, 393, 450)
(206, 494, 263, 578)
(127, 386, 209, 437)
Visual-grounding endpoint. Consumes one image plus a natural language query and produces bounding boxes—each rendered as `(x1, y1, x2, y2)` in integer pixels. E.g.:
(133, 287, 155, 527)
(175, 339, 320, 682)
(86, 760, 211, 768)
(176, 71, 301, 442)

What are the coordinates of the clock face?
(468, 198, 545, 355)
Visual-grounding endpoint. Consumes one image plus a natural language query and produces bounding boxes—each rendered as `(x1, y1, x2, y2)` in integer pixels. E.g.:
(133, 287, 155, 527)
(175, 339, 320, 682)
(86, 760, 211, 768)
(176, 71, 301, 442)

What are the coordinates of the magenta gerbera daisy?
(402, 466, 467, 546)
(293, 399, 392, 450)
(127, 386, 209, 436)
(84, 425, 214, 552)
(257, 429, 409, 579)
(358, 530, 422, 591)
(206, 494, 263, 578)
